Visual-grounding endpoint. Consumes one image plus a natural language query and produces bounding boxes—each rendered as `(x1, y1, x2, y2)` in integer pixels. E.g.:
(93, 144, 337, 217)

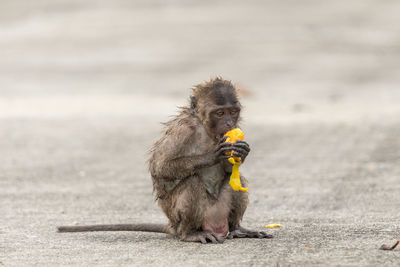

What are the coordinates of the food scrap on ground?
(265, 224, 281, 228)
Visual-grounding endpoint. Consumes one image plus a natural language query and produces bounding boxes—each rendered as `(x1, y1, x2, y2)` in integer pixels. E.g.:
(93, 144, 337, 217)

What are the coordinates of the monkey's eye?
(230, 110, 239, 116)
(215, 110, 224, 117)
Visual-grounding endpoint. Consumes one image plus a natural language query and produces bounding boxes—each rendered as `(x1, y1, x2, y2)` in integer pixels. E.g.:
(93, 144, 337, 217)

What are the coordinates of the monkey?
(57, 77, 272, 244)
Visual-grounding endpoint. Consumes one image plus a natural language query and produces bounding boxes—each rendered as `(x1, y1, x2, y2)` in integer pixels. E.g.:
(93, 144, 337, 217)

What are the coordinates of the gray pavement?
(1, 0, 400, 266)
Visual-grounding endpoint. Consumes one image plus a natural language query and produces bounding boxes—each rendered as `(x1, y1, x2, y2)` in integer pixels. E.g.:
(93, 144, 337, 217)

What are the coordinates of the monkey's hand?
(231, 140, 250, 163)
(213, 136, 235, 164)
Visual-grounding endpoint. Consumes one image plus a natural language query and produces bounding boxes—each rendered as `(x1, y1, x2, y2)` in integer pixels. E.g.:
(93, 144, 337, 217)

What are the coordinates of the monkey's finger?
(216, 137, 229, 147)
(210, 232, 225, 243)
(214, 145, 232, 154)
(206, 233, 218, 244)
(218, 147, 235, 154)
(233, 154, 247, 162)
(216, 148, 235, 158)
(232, 151, 248, 160)
(216, 237, 225, 244)
(252, 231, 272, 238)
(261, 232, 273, 239)
(255, 232, 265, 238)
(219, 136, 229, 143)
(232, 146, 249, 154)
(198, 235, 207, 244)
(234, 144, 250, 153)
(233, 152, 246, 158)
(218, 155, 231, 161)
(233, 141, 251, 152)
(217, 143, 234, 150)
(232, 148, 248, 157)
(249, 231, 264, 238)
(215, 142, 233, 151)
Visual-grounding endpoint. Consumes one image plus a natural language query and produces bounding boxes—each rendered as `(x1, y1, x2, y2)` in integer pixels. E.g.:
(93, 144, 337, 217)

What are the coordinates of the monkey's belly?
(198, 164, 226, 198)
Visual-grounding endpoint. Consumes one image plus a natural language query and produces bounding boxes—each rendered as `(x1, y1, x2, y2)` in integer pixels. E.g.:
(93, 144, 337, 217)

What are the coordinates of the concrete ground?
(1, 0, 400, 266)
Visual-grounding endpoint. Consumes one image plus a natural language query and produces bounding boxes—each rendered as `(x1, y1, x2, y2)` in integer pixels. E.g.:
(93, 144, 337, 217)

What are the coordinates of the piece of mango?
(224, 128, 245, 143)
(224, 128, 248, 192)
(265, 224, 281, 228)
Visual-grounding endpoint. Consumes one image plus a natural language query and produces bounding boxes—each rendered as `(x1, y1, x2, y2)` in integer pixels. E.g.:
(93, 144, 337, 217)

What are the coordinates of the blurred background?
(2, 0, 400, 265)
(1, 0, 400, 122)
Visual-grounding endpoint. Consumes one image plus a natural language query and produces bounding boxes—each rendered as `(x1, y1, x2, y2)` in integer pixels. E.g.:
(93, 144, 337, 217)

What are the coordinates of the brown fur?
(57, 78, 271, 243)
(149, 78, 248, 240)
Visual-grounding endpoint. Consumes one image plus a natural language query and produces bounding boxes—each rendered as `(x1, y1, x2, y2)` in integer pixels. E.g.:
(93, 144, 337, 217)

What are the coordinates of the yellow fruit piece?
(265, 224, 281, 228)
(224, 128, 245, 143)
(224, 128, 245, 160)
(224, 128, 248, 192)
(228, 158, 248, 192)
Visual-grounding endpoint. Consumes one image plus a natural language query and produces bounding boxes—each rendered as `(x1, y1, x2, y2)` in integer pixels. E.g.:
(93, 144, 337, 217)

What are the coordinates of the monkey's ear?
(190, 96, 197, 115)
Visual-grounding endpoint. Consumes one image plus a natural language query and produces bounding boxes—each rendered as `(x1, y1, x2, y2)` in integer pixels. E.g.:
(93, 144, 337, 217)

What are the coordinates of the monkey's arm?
(151, 148, 232, 180)
(149, 126, 232, 180)
(159, 153, 215, 179)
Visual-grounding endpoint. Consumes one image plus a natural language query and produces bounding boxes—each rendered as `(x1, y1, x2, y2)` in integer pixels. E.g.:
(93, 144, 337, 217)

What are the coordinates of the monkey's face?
(208, 104, 241, 138)
(192, 78, 242, 140)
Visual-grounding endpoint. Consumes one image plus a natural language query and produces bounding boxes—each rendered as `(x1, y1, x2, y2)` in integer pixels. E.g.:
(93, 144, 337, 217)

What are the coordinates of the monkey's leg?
(164, 177, 225, 244)
(227, 176, 272, 239)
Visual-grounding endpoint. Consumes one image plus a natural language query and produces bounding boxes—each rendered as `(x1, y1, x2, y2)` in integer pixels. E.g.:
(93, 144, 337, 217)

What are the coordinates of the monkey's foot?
(227, 226, 272, 239)
(182, 230, 225, 244)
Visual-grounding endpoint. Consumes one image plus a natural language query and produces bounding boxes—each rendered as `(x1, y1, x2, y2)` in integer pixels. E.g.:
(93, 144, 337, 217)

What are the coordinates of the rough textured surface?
(1, 0, 400, 266)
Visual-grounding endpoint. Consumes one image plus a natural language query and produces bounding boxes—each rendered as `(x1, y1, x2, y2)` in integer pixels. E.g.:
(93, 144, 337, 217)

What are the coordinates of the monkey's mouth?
(219, 131, 228, 139)
(220, 127, 235, 137)
(218, 130, 232, 140)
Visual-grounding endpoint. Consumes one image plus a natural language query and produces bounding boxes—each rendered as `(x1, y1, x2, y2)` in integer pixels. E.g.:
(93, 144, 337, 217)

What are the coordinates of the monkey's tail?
(57, 224, 169, 233)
